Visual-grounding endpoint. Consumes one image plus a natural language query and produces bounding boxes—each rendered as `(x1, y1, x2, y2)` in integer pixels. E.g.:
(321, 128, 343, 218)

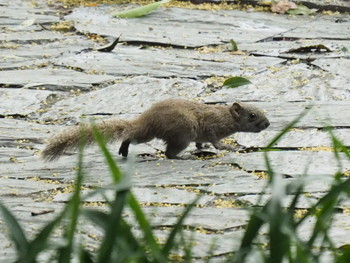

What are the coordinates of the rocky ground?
(1, 0, 350, 261)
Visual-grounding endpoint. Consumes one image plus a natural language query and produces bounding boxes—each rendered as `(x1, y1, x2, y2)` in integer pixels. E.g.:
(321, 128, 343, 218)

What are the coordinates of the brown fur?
(42, 99, 270, 160)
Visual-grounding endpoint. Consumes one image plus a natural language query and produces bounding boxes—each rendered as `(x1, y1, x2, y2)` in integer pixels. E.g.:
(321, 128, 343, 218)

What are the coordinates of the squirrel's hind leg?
(165, 139, 190, 159)
(118, 140, 130, 157)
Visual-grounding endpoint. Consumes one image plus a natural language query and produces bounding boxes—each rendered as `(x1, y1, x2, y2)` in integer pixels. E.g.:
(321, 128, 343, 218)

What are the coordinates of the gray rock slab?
(236, 176, 339, 208)
(0, 196, 64, 228)
(204, 62, 350, 102)
(124, 207, 248, 262)
(66, 6, 310, 47)
(0, 0, 59, 26)
(0, 177, 60, 196)
(219, 150, 350, 177)
(330, 213, 350, 247)
(131, 159, 253, 187)
(198, 175, 268, 195)
(240, 39, 350, 58)
(0, 38, 92, 69)
(0, 30, 68, 43)
(209, 0, 350, 12)
(138, 206, 250, 230)
(312, 58, 350, 80)
(0, 68, 116, 91)
(0, 160, 76, 182)
(236, 193, 318, 209)
(153, 228, 243, 258)
(0, 147, 36, 162)
(133, 186, 214, 206)
(282, 15, 350, 40)
(53, 187, 215, 206)
(0, 145, 77, 182)
(0, 196, 65, 262)
(54, 45, 283, 78)
(234, 129, 350, 148)
(40, 76, 206, 120)
(297, 0, 350, 10)
(0, 118, 54, 144)
(297, 212, 350, 248)
(0, 88, 61, 116)
(0, 0, 350, 261)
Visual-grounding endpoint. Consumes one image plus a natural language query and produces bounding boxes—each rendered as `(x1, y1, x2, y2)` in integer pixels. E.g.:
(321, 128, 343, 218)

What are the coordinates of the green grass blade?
(26, 208, 68, 262)
(230, 39, 238, 51)
(91, 123, 163, 260)
(263, 107, 310, 183)
(97, 190, 129, 263)
(83, 208, 143, 253)
(128, 194, 164, 261)
(92, 124, 123, 184)
(223, 76, 251, 88)
(329, 129, 350, 160)
(0, 203, 29, 260)
(82, 209, 109, 229)
(180, 230, 193, 263)
(268, 176, 290, 263)
(307, 179, 350, 246)
(58, 127, 86, 263)
(162, 196, 199, 257)
(79, 247, 94, 263)
(336, 244, 350, 263)
(266, 107, 310, 149)
(112, 0, 171, 18)
(232, 207, 267, 262)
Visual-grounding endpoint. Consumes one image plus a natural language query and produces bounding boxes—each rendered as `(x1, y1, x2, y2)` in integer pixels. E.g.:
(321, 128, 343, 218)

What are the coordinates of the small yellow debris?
(196, 45, 223, 54)
(252, 171, 269, 180)
(294, 209, 308, 219)
(343, 171, 350, 177)
(298, 146, 334, 152)
(83, 202, 108, 207)
(9, 157, 22, 163)
(213, 198, 241, 208)
(221, 138, 237, 145)
(50, 21, 75, 32)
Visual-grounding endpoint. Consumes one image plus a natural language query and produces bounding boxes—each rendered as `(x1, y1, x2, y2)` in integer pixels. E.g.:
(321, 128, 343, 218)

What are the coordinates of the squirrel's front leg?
(207, 129, 245, 152)
(212, 141, 246, 151)
(211, 141, 235, 151)
(207, 129, 234, 151)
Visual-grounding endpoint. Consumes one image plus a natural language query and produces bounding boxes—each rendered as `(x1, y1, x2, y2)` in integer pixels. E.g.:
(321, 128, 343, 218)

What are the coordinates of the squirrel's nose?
(264, 120, 270, 129)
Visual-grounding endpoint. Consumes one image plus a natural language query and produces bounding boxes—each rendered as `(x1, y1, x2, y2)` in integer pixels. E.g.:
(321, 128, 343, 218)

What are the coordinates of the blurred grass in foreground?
(1, 109, 350, 262)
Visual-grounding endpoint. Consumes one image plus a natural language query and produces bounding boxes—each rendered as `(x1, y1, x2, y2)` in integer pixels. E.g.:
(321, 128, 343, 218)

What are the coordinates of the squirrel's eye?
(250, 113, 256, 120)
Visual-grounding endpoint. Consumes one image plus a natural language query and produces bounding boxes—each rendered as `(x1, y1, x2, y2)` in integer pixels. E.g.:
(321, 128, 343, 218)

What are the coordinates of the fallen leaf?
(286, 5, 318, 15)
(223, 77, 251, 88)
(271, 0, 297, 14)
(112, 0, 171, 18)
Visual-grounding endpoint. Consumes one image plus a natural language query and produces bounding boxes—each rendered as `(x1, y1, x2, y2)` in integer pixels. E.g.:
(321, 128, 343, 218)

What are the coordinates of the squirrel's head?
(230, 103, 270, 133)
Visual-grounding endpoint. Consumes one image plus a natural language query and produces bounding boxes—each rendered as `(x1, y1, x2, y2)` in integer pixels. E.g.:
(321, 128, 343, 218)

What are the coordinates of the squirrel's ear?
(230, 102, 242, 119)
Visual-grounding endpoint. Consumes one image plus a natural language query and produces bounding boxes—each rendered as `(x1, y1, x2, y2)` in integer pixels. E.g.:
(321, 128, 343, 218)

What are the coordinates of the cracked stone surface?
(1, 0, 350, 261)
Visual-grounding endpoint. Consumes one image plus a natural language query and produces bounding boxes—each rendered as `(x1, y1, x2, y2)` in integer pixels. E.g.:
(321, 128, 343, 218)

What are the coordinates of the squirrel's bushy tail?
(42, 119, 134, 161)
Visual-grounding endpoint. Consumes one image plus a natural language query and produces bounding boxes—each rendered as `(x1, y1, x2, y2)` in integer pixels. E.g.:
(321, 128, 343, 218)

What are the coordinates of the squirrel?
(42, 99, 270, 161)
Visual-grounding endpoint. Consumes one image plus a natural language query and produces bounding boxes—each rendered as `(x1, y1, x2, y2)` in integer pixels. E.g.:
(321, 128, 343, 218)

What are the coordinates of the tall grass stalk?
(1, 113, 350, 262)
(231, 108, 350, 263)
